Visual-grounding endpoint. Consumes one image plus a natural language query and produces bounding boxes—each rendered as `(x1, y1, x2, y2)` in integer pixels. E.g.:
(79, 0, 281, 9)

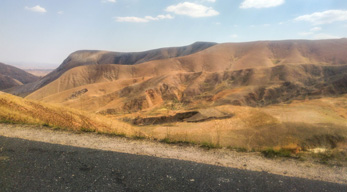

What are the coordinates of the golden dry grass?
(2, 91, 347, 153)
(129, 95, 347, 151)
(0, 92, 135, 136)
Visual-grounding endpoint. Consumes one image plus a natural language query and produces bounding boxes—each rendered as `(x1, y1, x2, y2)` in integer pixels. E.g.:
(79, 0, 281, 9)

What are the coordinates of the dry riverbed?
(0, 123, 346, 184)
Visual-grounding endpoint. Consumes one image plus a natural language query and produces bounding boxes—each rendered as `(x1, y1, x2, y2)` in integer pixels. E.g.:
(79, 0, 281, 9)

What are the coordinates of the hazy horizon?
(1, 0, 347, 68)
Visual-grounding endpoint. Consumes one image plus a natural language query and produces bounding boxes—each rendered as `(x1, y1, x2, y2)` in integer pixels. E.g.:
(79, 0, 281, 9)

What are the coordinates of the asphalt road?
(0, 136, 346, 192)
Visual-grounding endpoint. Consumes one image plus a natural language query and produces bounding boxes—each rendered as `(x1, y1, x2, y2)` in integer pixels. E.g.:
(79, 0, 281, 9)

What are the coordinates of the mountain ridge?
(23, 39, 347, 113)
(6, 42, 217, 96)
(0, 62, 39, 90)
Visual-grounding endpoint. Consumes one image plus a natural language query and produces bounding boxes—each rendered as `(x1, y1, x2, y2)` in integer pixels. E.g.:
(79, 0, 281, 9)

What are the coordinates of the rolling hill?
(1, 90, 347, 152)
(0, 62, 39, 90)
(24, 39, 347, 113)
(0, 91, 133, 135)
(6, 42, 216, 96)
(1, 39, 347, 153)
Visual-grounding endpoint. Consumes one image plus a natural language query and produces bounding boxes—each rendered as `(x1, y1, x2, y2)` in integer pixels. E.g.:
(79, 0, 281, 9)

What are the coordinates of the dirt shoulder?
(0, 123, 346, 184)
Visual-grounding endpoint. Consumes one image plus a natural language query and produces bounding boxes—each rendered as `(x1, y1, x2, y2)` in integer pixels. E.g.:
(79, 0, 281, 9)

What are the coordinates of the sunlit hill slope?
(1, 39, 347, 153)
(21, 39, 347, 113)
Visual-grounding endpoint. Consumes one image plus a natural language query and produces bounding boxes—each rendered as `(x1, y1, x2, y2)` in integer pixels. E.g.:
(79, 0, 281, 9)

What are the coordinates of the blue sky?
(0, 0, 347, 68)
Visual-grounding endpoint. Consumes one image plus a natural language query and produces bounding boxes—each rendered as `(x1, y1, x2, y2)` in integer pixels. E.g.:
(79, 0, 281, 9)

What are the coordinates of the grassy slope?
(0, 92, 133, 136)
(1, 91, 346, 156)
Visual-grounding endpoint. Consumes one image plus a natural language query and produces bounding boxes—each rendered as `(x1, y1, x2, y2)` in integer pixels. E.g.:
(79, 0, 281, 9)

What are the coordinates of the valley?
(1, 39, 346, 160)
(2, 1, 347, 190)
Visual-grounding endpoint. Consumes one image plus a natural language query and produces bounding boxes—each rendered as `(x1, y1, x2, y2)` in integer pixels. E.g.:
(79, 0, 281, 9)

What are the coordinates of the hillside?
(1, 89, 347, 154)
(25, 39, 347, 113)
(6, 42, 216, 96)
(0, 91, 133, 135)
(2, 39, 347, 152)
(0, 62, 39, 90)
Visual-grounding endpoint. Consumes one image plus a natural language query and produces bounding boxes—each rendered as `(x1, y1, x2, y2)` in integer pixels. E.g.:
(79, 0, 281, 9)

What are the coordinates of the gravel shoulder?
(0, 123, 346, 184)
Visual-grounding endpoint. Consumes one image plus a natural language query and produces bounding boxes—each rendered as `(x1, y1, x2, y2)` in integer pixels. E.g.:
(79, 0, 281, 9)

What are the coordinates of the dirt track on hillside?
(0, 123, 346, 184)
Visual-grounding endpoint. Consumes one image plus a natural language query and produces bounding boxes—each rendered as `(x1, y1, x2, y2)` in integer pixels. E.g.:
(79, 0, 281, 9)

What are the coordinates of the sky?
(0, 0, 347, 69)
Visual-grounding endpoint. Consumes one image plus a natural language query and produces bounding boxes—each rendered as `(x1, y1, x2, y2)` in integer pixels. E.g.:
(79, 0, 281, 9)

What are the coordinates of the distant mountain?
(57, 41, 218, 71)
(22, 39, 347, 113)
(6, 42, 216, 96)
(24, 69, 53, 77)
(0, 62, 39, 90)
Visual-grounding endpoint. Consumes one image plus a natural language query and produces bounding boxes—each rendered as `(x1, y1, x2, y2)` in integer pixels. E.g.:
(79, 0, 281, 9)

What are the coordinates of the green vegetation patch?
(159, 138, 195, 146)
(261, 148, 292, 158)
(200, 142, 222, 150)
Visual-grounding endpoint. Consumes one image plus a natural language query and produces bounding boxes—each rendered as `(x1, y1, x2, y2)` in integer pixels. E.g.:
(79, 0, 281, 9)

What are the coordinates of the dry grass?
(125, 96, 347, 152)
(1, 92, 346, 156)
(0, 92, 134, 136)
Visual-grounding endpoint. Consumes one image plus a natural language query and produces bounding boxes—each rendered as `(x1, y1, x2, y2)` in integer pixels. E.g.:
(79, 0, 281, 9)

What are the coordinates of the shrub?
(261, 148, 292, 158)
(200, 142, 222, 150)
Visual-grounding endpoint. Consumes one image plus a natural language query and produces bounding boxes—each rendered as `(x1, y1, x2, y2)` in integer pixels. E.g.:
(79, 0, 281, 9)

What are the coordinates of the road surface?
(0, 136, 346, 192)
